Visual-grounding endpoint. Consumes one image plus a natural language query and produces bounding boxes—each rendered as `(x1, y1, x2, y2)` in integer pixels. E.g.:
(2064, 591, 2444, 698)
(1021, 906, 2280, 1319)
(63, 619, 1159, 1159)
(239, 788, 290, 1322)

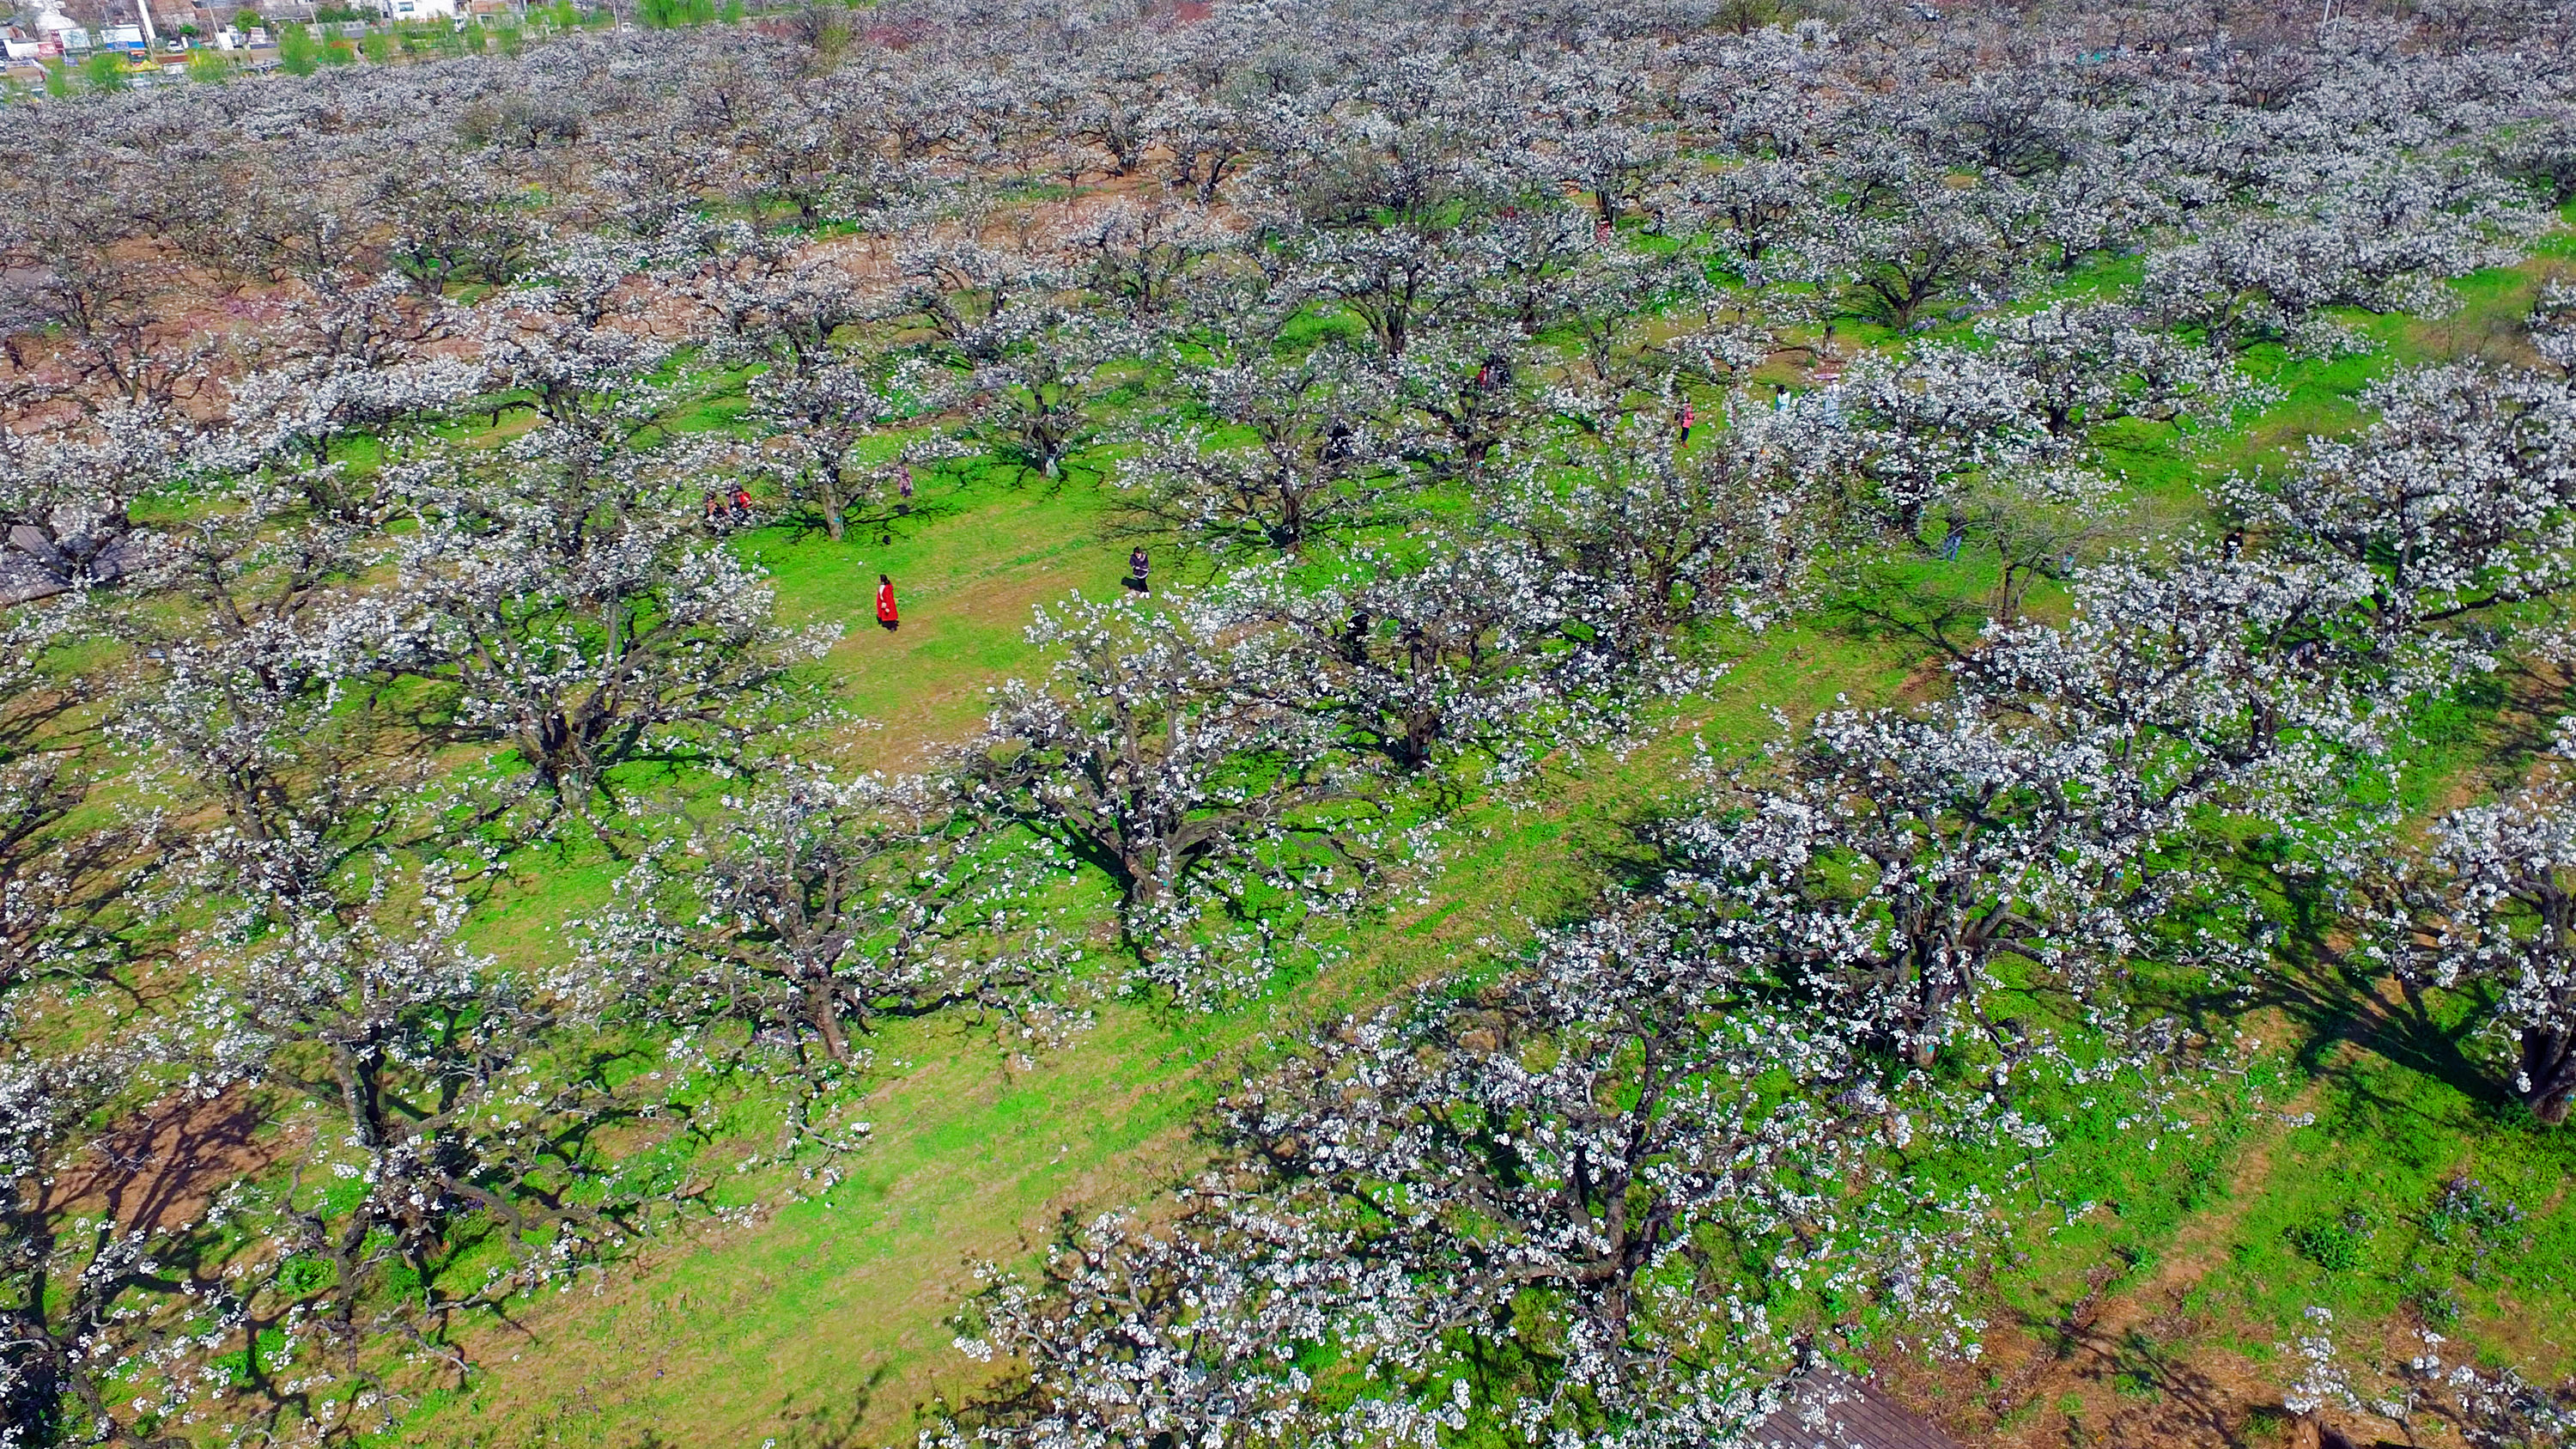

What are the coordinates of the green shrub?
(2290, 1213, 2370, 1274)
(2403, 1276, 2464, 1328)
(274, 1257, 334, 1296)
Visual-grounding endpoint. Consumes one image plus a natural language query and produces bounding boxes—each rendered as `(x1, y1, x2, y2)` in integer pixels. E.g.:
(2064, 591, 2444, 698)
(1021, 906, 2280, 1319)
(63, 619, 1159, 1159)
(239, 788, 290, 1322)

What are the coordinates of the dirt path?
(1878, 1073, 2325, 1449)
(46, 1089, 306, 1238)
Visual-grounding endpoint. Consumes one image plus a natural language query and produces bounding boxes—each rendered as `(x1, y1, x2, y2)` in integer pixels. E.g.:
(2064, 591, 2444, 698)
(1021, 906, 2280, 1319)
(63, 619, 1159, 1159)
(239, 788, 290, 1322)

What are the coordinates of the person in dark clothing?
(704, 490, 727, 527)
(875, 573, 899, 630)
(1340, 606, 1373, 664)
(897, 466, 914, 514)
(1127, 547, 1151, 593)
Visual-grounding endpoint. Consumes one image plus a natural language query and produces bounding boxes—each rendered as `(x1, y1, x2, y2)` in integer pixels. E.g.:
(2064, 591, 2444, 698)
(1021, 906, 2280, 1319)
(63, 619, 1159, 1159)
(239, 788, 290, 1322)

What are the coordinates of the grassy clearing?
(744, 461, 1128, 772)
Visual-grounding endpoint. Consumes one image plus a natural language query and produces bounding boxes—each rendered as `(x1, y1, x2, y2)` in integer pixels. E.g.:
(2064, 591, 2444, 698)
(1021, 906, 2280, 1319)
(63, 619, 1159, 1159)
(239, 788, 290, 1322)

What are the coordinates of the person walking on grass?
(1127, 546, 1150, 593)
(1677, 398, 1694, 447)
(876, 573, 899, 630)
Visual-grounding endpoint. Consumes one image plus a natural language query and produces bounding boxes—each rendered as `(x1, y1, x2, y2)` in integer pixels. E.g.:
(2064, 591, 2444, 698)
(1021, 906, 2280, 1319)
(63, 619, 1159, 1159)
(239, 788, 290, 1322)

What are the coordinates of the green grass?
(397, 1005, 1224, 1447)
(738, 458, 1128, 769)
(2209, 978, 2576, 1352)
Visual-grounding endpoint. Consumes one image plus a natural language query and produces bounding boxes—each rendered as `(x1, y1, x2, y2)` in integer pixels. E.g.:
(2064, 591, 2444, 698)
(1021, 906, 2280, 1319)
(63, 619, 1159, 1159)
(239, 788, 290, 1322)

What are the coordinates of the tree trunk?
(806, 977, 853, 1065)
(335, 1050, 377, 1148)
(2520, 1026, 2574, 1124)
(1399, 708, 1441, 769)
(1115, 849, 1172, 960)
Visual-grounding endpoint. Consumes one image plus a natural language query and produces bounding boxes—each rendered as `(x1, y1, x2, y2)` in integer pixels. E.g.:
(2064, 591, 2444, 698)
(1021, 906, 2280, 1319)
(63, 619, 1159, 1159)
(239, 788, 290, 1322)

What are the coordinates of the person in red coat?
(875, 573, 899, 631)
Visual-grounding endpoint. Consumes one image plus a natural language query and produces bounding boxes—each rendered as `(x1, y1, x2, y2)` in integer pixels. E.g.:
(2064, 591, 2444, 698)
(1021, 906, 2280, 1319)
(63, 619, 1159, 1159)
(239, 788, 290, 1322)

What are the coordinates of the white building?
(374, 0, 460, 16)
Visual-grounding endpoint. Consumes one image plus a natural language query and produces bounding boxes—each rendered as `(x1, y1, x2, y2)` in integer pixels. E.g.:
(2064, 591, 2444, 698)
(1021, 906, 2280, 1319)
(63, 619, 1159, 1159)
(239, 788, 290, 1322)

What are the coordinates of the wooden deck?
(1752, 1369, 1965, 1449)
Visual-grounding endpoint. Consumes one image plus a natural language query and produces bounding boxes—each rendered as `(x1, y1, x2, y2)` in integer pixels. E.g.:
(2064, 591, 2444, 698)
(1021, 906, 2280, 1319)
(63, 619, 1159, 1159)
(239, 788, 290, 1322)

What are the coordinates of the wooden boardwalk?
(1752, 1369, 1964, 1449)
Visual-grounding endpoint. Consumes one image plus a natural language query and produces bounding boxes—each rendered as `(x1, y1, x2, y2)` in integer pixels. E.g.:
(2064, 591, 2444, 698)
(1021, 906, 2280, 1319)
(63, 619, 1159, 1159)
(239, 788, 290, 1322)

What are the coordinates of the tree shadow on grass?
(767, 1363, 897, 1449)
(40, 1090, 284, 1236)
(2161, 852, 2509, 1127)
(2087, 1325, 2263, 1447)
(2487, 652, 2576, 770)
(761, 493, 967, 551)
(1985, 1311, 2300, 1449)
